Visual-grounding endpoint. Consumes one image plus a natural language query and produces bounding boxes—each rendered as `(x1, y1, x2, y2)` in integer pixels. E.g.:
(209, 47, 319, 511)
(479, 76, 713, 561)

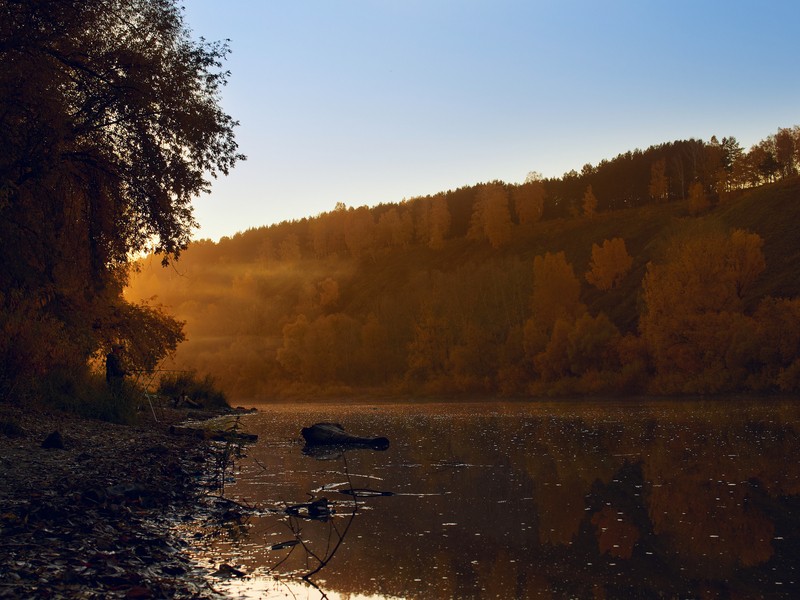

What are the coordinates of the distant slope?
(127, 177, 800, 399)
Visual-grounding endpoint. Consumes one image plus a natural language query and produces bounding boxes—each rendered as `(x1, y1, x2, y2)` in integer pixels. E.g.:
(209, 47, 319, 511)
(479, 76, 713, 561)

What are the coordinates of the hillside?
(127, 175, 800, 401)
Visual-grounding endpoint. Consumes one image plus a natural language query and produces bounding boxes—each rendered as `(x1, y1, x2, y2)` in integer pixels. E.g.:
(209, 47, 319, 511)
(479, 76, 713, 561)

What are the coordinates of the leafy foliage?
(157, 371, 229, 409)
(0, 0, 242, 399)
(585, 238, 633, 291)
(640, 229, 768, 392)
(127, 130, 800, 399)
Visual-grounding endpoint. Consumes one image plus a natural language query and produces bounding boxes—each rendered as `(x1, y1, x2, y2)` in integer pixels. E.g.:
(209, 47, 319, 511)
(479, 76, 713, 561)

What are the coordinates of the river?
(184, 399, 800, 599)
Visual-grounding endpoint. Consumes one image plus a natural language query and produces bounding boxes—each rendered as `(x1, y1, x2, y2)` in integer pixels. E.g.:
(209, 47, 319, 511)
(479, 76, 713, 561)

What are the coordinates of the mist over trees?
(0, 0, 243, 399)
(128, 126, 800, 400)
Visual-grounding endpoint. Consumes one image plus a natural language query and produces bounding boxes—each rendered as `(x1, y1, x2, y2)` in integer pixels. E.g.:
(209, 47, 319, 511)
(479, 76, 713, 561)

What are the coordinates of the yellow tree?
(687, 181, 710, 216)
(406, 311, 450, 384)
(358, 313, 393, 384)
(276, 314, 311, 378)
(376, 207, 401, 249)
(277, 313, 360, 384)
(648, 158, 668, 202)
(468, 183, 513, 248)
(640, 229, 766, 392)
(376, 205, 416, 249)
(277, 234, 301, 261)
(534, 312, 621, 382)
(317, 278, 339, 310)
(585, 237, 634, 290)
(582, 185, 598, 218)
(344, 206, 376, 258)
(512, 180, 546, 225)
(753, 297, 800, 391)
(524, 251, 585, 360)
(428, 196, 452, 250)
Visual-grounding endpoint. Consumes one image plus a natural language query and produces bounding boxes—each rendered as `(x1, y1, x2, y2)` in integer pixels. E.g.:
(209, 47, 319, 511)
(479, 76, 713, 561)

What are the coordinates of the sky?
(182, 0, 800, 241)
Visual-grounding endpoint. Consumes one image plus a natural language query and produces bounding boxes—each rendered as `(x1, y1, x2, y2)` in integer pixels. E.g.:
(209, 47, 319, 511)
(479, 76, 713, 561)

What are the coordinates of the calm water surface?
(186, 400, 800, 599)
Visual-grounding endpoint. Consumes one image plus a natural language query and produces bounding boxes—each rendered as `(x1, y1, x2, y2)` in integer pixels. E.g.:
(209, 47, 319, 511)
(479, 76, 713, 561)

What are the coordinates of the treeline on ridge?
(128, 128, 800, 399)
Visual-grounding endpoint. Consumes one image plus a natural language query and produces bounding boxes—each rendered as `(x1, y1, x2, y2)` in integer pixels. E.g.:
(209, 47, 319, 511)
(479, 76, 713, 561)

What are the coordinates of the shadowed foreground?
(0, 404, 244, 599)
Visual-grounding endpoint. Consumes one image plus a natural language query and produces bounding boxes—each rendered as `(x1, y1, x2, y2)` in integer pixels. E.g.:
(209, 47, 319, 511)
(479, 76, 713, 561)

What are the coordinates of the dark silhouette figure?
(105, 344, 128, 394)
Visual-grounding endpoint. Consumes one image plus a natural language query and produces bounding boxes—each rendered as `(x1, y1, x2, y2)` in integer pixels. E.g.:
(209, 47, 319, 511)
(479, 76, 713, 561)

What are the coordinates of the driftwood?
(169, 425, 258, 443)
(285, 497, 333, 520)
(300, 422, 389, 450)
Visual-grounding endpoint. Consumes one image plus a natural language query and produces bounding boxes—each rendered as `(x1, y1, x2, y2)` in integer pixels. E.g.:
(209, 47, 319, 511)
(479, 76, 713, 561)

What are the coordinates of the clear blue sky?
(182, 0, 800, 241)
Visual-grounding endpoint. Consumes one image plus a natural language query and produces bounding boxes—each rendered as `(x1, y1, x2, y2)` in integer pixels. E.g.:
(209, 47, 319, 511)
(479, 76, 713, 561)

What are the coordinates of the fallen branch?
(168, 425, 258, 443)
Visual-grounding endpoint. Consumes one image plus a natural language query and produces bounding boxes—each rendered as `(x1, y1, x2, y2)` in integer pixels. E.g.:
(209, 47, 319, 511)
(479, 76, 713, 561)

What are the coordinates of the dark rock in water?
(41, 430, 64, 449)
(301, 422, 390, 450)
(214, 563, 246, 578)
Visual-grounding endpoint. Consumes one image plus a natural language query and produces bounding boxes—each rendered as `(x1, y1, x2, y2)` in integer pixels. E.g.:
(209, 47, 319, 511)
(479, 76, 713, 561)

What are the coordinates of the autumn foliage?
(126, 133, 800, 399)
(0, 0, 242, 402)
(585, 238, 633, 291)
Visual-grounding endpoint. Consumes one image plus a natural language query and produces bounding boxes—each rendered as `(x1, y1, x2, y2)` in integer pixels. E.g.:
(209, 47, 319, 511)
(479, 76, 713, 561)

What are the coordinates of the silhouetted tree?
(774, 127, 798, 178)
(582, 185, 598, 217)
(0, 0, 242, 393)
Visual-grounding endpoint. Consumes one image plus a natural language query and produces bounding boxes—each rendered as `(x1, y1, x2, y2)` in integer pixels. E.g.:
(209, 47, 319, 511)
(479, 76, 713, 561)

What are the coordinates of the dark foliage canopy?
(0, 0, 243, 394)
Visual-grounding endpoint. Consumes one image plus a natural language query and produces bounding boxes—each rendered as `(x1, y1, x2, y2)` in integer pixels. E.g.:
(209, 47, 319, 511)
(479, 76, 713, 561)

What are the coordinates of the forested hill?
(127, 131, 800, 401)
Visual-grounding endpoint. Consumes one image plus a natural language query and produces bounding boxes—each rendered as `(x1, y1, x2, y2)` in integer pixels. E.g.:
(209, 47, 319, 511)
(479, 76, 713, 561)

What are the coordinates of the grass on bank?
(31, 368, 230, 425)
(157, 371, 230, 410)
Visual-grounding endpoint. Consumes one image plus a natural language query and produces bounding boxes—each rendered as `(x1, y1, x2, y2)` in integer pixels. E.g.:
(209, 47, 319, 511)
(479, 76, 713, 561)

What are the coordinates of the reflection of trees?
(642, 418, 790, 574)
(386, 407, 800, 598)
(213, 406, 800, 599)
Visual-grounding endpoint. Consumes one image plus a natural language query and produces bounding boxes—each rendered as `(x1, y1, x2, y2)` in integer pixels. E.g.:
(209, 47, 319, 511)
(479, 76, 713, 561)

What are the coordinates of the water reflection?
(187, 400, 800, 599)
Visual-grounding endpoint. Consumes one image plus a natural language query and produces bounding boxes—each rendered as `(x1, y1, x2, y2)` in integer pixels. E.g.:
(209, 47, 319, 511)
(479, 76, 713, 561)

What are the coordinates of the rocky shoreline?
(0, 403, 254, 599)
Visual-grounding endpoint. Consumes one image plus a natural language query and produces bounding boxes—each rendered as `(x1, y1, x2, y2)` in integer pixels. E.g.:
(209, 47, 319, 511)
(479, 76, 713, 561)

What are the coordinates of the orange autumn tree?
(276, 313, 361, 384)
(427, 196, 452, 250)
(640, 228, 766, 392)
(687, 181, 710, 215)
(512, 177, 546, 225)
(524, 252, 586, 369)
(585, 237, 634, 291)
(0, 0, 243, 399)
(468, 183, 513, 248)
(751, 297, 800, 392)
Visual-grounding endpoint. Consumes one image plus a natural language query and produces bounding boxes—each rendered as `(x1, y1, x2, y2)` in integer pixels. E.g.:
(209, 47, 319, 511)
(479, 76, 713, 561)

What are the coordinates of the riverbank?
(0, 402, 253, 599)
